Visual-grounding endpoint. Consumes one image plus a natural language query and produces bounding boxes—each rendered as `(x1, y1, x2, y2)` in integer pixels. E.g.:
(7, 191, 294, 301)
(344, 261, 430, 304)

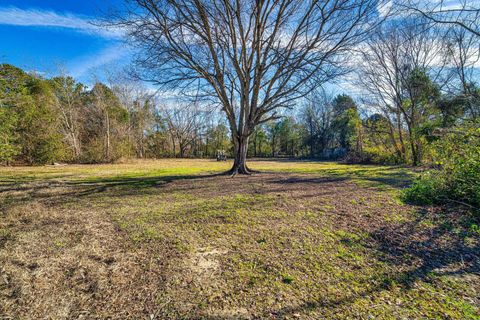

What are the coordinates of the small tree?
(357, 20, 446, 165)
(331, 94, 361, 152)
(402, 68, 441, 165)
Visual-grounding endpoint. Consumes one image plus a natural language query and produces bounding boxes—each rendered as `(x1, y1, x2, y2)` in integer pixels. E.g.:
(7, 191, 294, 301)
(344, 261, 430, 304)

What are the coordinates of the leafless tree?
(445, 27, 479, 91)
(162, 102, 205, 158)
(113, 0, 388, 174)
(443, 26, 480, 119)
(357, 20, 448, 165)
(301, 88, 334, 157)
(92, 84, 113, 162)
(51, 75, 85, 160)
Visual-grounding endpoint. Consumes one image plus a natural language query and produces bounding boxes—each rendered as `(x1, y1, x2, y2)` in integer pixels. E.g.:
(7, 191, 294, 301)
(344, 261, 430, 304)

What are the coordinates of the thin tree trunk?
(309, 119, 314, 158)
(271, 135, 276, 157)
(410, 139, 419, 166)
(72, 132, 81, 160)
(171, 135, 176, 158)
(105, 111, 111, 162)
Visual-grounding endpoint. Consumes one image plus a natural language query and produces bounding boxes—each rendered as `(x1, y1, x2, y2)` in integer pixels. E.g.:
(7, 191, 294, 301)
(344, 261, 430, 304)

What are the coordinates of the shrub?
(402, 122, 480, 207)
(402, 172, 443, 205)
(361, 146, 404, 165)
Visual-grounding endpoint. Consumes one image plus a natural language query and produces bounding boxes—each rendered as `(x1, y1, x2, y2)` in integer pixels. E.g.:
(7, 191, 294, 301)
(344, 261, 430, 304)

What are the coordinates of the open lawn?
(0, 159, 478, 319)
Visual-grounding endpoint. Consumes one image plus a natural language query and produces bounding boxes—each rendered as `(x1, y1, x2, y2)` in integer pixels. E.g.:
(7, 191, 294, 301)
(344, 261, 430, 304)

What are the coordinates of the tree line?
(1, 53, 479, 167)
(0, 63, 362, 165)
(0, 64, 231, 164)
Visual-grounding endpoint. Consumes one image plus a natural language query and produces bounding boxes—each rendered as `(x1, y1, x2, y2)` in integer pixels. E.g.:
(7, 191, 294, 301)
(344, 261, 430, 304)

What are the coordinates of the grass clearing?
(0, 159, 478, 319)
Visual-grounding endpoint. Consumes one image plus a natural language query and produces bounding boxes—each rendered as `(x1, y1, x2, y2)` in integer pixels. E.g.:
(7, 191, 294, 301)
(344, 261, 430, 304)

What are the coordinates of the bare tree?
(83, 83, 131, 163)
(113, 0, 387, 174)
(162, 102, 205, 158)
(446, 27, 479, 91)
(357, 20, 448, 165)
(109, 77, 155, 158)
(399, 0, 480, 37)
(51, 75, 85, 160)
(444, 26, 480, 119)
(301, 88, 334, 157)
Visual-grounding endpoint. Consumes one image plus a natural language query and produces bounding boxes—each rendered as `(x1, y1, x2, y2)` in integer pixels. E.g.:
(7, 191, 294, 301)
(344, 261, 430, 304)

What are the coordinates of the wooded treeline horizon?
(1, 1, 479, 167)
(0, 63, 367, 164)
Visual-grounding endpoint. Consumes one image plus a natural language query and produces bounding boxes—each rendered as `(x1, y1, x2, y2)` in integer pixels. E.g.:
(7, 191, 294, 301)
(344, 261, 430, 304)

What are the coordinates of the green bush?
(402, 122, 480, 207)
(402, 172, 443, 205)
(362, 146, 404, 165)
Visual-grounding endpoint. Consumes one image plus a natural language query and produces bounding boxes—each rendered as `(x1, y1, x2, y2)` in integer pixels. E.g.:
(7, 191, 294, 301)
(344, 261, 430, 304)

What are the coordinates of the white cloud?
(427, 0, 475, 11)
(378, 0, 393, 18)
(0, 6, 130, 80)
(0, 6, 123, 38)
(69, 44, 132, 79)
(395, 0, 480, 13)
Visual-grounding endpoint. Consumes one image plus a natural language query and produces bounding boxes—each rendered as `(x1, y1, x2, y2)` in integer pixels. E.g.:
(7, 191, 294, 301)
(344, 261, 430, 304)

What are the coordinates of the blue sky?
(0, 0, 128, 83)
(0, 0, 476, 96)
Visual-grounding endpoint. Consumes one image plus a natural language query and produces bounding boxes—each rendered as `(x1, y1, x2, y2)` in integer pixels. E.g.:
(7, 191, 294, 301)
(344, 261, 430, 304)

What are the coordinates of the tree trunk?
(72, 132, 81, 160)
(228, 135, 251, 175)
(171, 135, 176, 158)
(179, 142, 185, 158)
(410, 138, 421, 166)
(271, 136, 276, 157)
(105, 111, 111, 162)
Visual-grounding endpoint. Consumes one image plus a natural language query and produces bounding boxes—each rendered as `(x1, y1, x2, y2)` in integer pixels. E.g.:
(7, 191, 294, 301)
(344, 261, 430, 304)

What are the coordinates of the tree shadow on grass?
(68, 173, 223, 193)
(322, 167, 414, 189)
(261, 205, 479, 318)
(266, 176, 349, 185)
(367, 207, 480, 299)
(1, 166, 477, 318)
(249, 157, 337, 163)
(263, 166, 413, 190)
(355, 169, 413, 189)
(0, 173, 225, 211)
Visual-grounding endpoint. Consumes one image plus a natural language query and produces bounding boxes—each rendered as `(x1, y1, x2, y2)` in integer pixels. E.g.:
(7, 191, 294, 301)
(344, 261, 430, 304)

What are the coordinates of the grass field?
(0, 159, 478, 319)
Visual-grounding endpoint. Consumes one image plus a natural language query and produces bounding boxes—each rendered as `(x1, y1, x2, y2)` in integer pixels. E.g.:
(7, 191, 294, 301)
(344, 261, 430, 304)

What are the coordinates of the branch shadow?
(262, 166, 413, 190)
(0, 173, 225, 211)
(260, 205, 479, 318)
(266, 176, 349, 185)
